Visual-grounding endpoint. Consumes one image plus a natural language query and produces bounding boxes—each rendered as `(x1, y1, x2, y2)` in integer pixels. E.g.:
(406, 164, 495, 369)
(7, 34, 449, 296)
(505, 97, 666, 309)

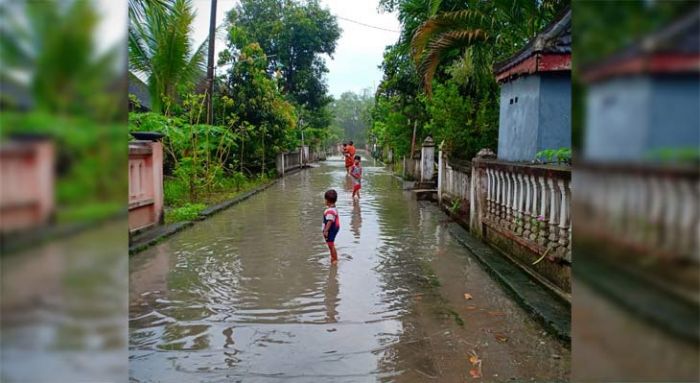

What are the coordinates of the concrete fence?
(437, 155, 471, 215)
(276, 150, 301, 176)
(0, 138, 54, 232)
(128, 140, 164, 233)
(475, 158, 572, 292)
(574, 162, 699, 264)
(434, 147, 572, 293)
(276, 145, 326, 176)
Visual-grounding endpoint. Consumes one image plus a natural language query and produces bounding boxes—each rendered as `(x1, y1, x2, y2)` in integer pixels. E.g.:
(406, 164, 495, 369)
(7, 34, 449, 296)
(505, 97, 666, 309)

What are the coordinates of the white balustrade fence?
(479, 161, 572, 262)
(574, 163, 699, 264)
(440, 160, 471, 204)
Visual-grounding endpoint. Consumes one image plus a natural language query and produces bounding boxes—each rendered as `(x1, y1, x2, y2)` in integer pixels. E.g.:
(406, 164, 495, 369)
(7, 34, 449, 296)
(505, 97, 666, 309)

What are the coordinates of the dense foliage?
(129, 0, 206, 114)
(1, 0, 125, 223)
(370, 0, 567, 161)
(127, 0, 341, 216)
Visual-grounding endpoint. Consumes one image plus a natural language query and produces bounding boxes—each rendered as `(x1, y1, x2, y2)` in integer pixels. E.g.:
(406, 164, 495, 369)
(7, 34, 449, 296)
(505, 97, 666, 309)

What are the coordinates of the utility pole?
(206, 0, 218, 125)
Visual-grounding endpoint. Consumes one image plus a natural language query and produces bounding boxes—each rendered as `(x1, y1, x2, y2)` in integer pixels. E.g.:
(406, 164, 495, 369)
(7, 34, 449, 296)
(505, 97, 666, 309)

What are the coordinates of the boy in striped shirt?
(322, 189, 340, 265)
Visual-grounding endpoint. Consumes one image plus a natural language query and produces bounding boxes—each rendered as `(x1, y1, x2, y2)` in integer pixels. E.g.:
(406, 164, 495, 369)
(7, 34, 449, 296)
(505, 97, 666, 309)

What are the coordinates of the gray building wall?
(584, 75, 699, 162)
(497, 73, 571, 162)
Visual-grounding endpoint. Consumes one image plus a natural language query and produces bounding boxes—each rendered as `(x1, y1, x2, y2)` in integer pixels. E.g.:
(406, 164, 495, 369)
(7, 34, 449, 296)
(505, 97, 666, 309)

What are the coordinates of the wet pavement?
(1, 221, 128, 382)
(129, 158, 570, 382)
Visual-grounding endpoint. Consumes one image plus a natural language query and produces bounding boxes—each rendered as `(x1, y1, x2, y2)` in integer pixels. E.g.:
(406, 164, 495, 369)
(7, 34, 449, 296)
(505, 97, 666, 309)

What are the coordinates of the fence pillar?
(0, 137, 55, 232)
(276, 152, 285, 176)
(470, 148, 496, 237)
(420, 136, 435, 183)
(128, 136, 164, 232)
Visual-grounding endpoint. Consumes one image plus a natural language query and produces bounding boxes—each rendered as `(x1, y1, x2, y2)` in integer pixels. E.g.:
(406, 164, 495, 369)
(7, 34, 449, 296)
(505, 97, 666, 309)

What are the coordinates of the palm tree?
(0, 0, 118, 115)
(129, 0, 206, 114)
(409, 1, 566, 95)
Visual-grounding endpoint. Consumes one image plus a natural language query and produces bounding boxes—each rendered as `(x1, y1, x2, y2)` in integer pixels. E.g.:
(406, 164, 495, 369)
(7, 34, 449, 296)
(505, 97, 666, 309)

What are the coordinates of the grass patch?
(165, 203, 206, 223)
(55, 201, 123, 223)
(162, 174, 272, 223)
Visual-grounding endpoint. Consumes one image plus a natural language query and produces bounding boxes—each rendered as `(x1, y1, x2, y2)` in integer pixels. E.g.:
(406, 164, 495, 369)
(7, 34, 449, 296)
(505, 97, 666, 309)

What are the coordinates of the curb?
(444, 210, 571, 344)
(129, 165, 311, 255)
(576, 250, 699, 343)
(1, 212, 127, 255)
(128, 221, 193, 254)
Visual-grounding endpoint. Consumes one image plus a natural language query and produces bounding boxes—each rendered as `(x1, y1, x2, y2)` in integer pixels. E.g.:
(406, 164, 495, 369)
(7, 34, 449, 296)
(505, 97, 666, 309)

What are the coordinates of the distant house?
(581, 9, 700, 163)
(128, 72, 151, 112)
(128, 72, 216, 115)
(492, 8, 571, 162)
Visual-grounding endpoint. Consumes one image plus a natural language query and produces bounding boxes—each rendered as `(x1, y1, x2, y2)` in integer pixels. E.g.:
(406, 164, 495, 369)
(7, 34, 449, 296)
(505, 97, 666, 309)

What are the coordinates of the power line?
(335, 15, 400, 33)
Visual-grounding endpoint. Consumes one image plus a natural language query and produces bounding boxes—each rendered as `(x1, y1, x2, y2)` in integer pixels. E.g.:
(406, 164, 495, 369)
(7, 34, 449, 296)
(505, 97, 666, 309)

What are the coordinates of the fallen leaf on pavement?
(468, 352, 480, 365)
(494, 334, 508, 343)
(464, 293, 473, 300)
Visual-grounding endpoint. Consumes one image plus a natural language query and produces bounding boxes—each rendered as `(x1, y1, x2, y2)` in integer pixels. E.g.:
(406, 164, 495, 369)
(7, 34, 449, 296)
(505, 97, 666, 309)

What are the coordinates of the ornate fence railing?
(478, 160, 572, 263)
(574, 162, 699, 264)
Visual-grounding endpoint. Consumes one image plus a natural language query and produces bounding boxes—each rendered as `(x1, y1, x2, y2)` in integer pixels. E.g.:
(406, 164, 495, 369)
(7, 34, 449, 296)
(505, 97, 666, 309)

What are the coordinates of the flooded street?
(129, 158, 569, 382)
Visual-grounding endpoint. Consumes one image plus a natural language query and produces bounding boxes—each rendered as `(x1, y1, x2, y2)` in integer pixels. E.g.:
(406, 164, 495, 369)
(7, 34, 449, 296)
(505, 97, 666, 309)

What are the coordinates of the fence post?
(276, 152, 285, 176)
(470, 148, 496, 237)
(420, 136, 435, 184)
(152, 141, 164, 224)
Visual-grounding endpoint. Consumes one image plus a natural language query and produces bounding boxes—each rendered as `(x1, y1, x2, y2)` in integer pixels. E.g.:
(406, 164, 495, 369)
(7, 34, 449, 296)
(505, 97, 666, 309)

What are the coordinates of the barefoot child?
(350, 155, 362, 200)
(323, 189, 340, 265)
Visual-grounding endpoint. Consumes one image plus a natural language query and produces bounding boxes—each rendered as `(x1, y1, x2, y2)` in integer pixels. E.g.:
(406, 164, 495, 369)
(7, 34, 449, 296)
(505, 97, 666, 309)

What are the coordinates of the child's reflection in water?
(324, 265, 339, 324)
(351, 199, 362, 240)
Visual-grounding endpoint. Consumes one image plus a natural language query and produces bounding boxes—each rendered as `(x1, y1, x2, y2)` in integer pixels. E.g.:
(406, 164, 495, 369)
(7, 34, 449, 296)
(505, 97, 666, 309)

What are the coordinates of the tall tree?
(128, 0, 206, 114)
(222, 43, 297, 174)
(410, 0, 567, 94)
(222, 0, 340, 129)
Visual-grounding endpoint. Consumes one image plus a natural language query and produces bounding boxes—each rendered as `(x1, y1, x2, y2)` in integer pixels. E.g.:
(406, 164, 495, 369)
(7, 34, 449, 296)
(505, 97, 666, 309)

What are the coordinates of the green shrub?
(535, 147, 571, 165)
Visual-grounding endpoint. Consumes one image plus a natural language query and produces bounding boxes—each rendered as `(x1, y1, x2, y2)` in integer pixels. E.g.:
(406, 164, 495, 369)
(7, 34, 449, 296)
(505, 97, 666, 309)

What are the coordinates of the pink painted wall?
(0, 140, 55, 232)
(128, 141, 163, 233)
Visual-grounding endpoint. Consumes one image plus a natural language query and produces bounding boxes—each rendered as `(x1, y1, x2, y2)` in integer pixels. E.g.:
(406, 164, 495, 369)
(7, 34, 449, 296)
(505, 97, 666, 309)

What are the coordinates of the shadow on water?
(129, 157, 569, 382)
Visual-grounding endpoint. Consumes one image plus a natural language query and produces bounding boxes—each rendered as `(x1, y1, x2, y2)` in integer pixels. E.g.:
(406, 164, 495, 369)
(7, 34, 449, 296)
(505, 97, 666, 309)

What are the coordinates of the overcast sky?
(188, 0, 400, 98)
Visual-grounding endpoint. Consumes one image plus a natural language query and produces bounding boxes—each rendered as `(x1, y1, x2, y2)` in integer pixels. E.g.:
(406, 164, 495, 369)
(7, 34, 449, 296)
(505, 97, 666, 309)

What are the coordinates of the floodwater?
(129, 158, 570, 382)
(1, 221, 128, 382)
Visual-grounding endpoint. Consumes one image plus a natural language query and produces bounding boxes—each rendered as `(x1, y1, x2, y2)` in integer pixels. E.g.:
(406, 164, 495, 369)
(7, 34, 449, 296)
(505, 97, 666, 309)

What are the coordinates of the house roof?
(128, 72, 151, 110)
(493, 7, 571, 83)
(581, 8, 700, 83)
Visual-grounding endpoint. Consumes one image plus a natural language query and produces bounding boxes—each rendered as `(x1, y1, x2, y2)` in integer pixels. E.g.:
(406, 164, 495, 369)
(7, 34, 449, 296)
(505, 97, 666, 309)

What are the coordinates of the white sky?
(189, 0, 400, 98)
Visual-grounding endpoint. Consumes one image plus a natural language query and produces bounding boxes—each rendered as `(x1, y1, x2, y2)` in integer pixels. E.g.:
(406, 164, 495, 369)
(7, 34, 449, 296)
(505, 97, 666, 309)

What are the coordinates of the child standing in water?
(322, 189, 340, 265)
(350, 155, 362, 200)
